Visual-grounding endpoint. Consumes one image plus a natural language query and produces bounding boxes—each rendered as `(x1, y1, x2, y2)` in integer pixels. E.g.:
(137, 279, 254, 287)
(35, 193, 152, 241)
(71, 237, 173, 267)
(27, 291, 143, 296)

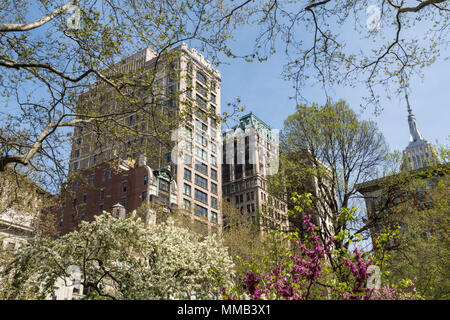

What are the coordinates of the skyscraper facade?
(222, 112, 290, 232)
(62, 43, 222, 235)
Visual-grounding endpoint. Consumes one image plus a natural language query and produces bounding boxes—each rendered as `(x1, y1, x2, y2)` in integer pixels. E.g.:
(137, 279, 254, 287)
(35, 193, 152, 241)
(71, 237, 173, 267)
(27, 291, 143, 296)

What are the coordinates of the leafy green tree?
(374, 162, 450, 299)
(268, 101, 389, 279)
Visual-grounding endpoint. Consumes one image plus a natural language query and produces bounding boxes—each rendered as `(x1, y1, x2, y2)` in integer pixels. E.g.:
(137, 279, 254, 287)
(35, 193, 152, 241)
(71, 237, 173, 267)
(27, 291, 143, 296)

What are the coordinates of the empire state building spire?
(405, 92, 424, 143)
(402, 91, 439, 170)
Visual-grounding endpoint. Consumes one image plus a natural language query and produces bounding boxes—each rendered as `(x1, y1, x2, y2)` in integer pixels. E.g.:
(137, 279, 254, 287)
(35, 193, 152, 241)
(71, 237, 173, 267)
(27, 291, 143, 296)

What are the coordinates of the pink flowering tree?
(223, 193, 422, 300)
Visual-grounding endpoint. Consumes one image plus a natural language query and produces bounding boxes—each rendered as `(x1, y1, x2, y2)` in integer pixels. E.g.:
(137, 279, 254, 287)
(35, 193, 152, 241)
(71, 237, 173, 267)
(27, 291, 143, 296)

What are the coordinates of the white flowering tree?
(0, 213, 234, 300)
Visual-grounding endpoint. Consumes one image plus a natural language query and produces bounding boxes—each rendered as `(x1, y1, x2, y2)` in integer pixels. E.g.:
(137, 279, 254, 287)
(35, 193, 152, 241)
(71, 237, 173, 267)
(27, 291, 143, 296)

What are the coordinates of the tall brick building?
(59, 43, 222, 235)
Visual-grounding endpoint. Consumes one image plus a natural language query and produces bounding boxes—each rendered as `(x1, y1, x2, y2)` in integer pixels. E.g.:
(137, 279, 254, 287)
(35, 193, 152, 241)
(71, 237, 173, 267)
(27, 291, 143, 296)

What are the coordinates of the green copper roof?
(223, 112, 276, 141)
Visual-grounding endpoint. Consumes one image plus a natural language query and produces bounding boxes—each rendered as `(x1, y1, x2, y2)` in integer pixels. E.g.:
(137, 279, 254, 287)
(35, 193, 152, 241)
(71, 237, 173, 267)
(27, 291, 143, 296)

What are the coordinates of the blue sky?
(220, 55, 449, 153)
(217, 17, 450, 155)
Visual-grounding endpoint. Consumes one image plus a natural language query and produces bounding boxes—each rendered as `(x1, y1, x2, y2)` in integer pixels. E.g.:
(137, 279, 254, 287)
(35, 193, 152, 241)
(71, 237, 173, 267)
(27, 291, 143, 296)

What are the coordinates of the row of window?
(184, 164, 217, 181)
(225, 177, 259, 194)
(184, 168, 218, 191)
(182, 199, 218, 223)
(183, 183, 218, 208)
(194, 132, 218, 152)
(235, 191, 255, 204)
(63, 192, 130, 225)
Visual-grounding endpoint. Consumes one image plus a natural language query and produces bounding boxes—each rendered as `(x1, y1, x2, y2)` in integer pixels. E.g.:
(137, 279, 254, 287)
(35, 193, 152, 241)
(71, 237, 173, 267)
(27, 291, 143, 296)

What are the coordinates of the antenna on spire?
(404, 87, 412, 115)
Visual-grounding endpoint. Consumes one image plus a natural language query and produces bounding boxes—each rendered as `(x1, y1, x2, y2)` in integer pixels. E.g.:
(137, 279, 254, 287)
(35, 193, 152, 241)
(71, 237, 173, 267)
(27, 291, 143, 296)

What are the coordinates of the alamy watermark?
(170, 122, 280, 176)
(366, 5, 381, 31)
(366, 265, 381, 289)
(66, 5, 81, 30)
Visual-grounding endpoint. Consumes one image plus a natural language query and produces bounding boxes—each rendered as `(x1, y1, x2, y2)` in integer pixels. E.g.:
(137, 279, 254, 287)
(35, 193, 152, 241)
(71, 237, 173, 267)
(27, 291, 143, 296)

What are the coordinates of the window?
(235, 195, 239, 204)
(99, 204, 104, 215)
(184, 126, 193, 138)
(195, 119, 207, 132)
(159, 194, 169, 203)
(109, 169, 113, 179)
(165, 152, 171, 163)
(83, 193, 87, 204)
(211, 182, 217, 194)
(195, 188, 208, 204)
(76, 138, 81, 145)
(195, 174, 208, 189)
(194, 204, 207, 217)
(184, 153, 192, 165)
(122, 181, 127, 192)
(196, 94, 207, 108)
(103, 170, 107, 182)
(210, 142, 217, 153)
(197, 82, 207, 97)
(159, 179, 169, 192)
(75, 149, 80, 158)
(142, 191, 147, 202)
(121, 197, 126, 206)
(196, 71, 207, 85)
(211, 168, 217, 180)
(210, 93, 216, 103)
(81, 210, 86, 220)
(183, 183, 191, 196)
(73, 162, 78, 171)
(210, 154, 217, 166)
(195, 133, 208, 147)
(183, 199, 191, 211)
(100, 189, 105, 200)
(211, 197, 218, 209)
(211, 211, 218, 223)
(144, 174, 147, 185)
(195, 161, 208, 175)
(210, 129, 217, 140)
(184, 168, 192, 181)
(185, 140, 192, 153)
(195, 146, 207, 161)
